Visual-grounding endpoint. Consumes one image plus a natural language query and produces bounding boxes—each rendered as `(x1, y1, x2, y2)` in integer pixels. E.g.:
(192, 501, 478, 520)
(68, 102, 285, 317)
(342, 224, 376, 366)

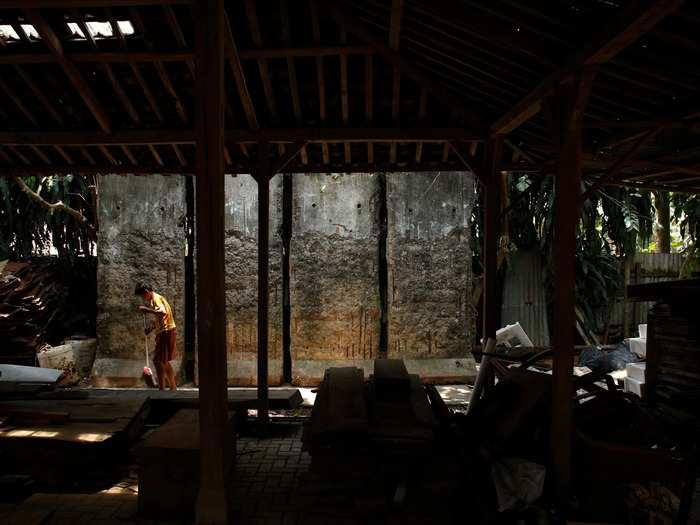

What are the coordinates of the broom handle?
(142, 314, 150, 368)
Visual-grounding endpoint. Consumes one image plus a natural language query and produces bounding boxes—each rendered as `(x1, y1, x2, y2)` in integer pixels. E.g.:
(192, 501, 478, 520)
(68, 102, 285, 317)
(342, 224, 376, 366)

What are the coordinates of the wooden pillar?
(256, 142, 271, 424)
(194, 0, 227, 523)
(550, 70, 594, 507)
(482, 136, 504, 344)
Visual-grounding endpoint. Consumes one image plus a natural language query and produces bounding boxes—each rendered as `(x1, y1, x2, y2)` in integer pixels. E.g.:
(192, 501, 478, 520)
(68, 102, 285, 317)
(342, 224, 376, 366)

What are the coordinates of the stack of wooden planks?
(0, 261, 68, 364)
(305, 359, 437, 460)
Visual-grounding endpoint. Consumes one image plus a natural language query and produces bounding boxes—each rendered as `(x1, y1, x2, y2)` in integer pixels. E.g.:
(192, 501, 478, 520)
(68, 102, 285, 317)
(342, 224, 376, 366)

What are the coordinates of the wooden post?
(194, 1, 227, 524)
(482, 136, 503, 345)
(550, 69, 594, 508)
(256, 142, 271, 424)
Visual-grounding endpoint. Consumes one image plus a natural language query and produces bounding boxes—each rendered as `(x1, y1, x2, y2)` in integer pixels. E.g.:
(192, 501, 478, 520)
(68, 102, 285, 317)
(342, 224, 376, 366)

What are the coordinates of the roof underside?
(0, 0, 698, 191)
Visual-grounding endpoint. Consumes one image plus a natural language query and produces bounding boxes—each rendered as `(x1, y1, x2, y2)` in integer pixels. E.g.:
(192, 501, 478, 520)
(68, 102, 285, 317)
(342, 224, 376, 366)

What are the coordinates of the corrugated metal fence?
(609, 252, 685, 338)
(500, 251, 684, 346)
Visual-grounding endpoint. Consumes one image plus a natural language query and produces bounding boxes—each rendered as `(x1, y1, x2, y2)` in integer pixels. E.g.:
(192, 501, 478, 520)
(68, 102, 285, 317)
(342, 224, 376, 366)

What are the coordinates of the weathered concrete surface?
(290, 173, 381, 367)
(289, 358, 475, 386)
(94, 174, 186, 386)
(386, 172, 477, 365)
(223, 174, 283, 385)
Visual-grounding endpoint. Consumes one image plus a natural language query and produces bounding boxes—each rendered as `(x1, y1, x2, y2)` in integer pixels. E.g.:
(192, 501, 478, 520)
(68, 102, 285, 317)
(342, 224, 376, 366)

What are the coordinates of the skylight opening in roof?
(66, 20, 134, 39)
(20, 24, 40, 39)
(0, 25, 19, 41)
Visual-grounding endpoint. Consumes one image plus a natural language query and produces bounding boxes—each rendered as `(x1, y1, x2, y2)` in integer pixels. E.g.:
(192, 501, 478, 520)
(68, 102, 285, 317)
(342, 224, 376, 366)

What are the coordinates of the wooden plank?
(0, 128, 481, 146)
(256, 142, 271, 424)
(389, 0, 404, 164)
(194, 0, 228, 522)
(72, 9, 141, 125)
(482, 137, 503, 346)
(224, 12, 258, 129)
(1, 0, 191, 5)
(13, 66, 64, 126)
(280, 0, 302, 125)
(0, 77, 38, 127)
(580, 125, 665, 200)
(245, 0, 277, 122)
(126, 9, 188, 123)
(491, 0, 684, 134)
(24, 9, 111, 133)
(550, 69, 595, 506)
(323, 1, 487, 134)
(0, 51, 193, 64)
(238, 46, 372, 59)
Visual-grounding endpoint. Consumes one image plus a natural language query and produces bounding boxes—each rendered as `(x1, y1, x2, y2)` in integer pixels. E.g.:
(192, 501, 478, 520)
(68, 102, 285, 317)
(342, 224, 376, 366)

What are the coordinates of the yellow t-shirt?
(149, 292, 176, 335)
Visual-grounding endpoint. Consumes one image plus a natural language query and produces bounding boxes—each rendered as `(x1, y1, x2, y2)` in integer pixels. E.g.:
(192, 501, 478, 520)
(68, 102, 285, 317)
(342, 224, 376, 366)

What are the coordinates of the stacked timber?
(308, 366, 369, 449)
(0, 261, 68, 364)
(305, 360, 436, 459)
(649, 307, 700, 417)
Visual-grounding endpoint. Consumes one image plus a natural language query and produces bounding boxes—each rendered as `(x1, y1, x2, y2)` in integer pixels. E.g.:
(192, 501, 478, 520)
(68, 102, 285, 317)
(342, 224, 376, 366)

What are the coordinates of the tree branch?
(13, 175, 95, 231)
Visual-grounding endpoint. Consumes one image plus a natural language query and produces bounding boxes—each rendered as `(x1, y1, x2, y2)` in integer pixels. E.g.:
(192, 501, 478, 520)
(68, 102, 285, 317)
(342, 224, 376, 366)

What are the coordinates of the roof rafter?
(491, 0, 685, 135)
(24, 8, 112, 132)
(321, 0, 487, 134)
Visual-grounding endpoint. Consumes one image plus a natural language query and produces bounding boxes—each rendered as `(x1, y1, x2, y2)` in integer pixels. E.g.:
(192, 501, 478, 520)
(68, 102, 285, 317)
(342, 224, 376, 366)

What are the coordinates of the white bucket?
(37, 338, 97, 382)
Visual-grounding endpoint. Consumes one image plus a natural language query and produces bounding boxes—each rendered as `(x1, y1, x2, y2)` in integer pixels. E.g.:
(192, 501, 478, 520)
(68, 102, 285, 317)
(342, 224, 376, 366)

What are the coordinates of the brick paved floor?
(0, 421, 458, 525)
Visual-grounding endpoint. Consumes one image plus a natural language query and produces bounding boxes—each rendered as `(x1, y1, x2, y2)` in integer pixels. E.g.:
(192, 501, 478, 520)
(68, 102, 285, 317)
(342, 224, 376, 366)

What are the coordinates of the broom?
(142, 314, 157, 388)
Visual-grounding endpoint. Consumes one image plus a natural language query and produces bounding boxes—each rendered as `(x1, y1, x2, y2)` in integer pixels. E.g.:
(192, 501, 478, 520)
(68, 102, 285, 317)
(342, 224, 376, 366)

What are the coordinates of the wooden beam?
(0, 51, 194, 64)
(0, 127, 481, 146)
(280, 0, 302, 125)
(238, 46, 372, 59)
(365, 53, 374, 163)
(449, 141, 482, 181)
(72, 9, 141, 124)
(271, 141, 306, 174)
(310, 1, 329, 164)
(580, 125, 665, 200)
(389, 0, 404, 164)
(256, 142, 271, 425)
(491, 0, 684, 135)
(482, 135, 503, 350)
(0, 77, 38, 126)
(24, 9, 112, 133)
(194, 0, 228, 523)
(163, 4, 195, 76)
(340, 29, 350, 164)
(224, 12, 259, 129)
(13, 65, 64, 125)
(323, 0, 487, 134)
(550, 69, 595, 507)
(127, 8, 188, 123)
(1, 0, 191, 6)
(245, 0, 278, 122)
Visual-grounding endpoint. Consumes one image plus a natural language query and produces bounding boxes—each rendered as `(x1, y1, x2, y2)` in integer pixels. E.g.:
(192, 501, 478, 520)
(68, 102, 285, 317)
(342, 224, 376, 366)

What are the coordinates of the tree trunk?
(653, 191, 671, 253)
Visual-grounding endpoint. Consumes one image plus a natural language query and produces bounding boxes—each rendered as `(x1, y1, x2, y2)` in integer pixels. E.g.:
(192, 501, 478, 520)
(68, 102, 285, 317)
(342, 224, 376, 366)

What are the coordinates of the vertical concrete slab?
(224, 174, 283, 385)
(94, 174, 186, 386)
(386, 171, 477, 362)
(290, 173, 381, 372)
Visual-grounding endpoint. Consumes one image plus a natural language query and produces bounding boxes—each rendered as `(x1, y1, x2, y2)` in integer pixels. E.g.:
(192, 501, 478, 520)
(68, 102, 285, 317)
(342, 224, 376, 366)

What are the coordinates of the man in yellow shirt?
(134, 284, 177, 391)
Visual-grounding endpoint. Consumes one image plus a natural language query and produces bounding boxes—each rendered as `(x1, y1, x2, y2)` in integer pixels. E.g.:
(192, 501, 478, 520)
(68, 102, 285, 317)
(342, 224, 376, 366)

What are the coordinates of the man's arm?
(137, 305, 166, 317)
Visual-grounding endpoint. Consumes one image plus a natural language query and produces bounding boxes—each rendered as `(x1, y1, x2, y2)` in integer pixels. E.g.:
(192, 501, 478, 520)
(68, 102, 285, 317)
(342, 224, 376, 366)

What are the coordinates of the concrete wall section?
(386, 172, 476, 360)
(290, 174, 381, 366)
(94, 174, 186, 386)
(224, 174, 283, 385)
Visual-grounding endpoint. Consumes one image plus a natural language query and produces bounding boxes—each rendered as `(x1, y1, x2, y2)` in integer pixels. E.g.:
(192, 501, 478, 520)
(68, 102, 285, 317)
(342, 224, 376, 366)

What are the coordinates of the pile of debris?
(0, 258, 96, 366)
(0, 261, 68, 365)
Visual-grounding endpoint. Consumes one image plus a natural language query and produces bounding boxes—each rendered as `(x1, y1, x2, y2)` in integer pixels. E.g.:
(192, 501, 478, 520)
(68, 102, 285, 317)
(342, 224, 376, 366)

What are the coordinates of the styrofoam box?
(626, 362, 646, 382)
(624, 376, 645, 397)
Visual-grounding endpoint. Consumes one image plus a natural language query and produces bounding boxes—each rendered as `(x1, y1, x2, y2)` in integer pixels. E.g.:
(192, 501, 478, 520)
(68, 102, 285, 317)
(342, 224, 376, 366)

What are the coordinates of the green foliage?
(0, 175, 96, 260)
(502, 175, 652, 336)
